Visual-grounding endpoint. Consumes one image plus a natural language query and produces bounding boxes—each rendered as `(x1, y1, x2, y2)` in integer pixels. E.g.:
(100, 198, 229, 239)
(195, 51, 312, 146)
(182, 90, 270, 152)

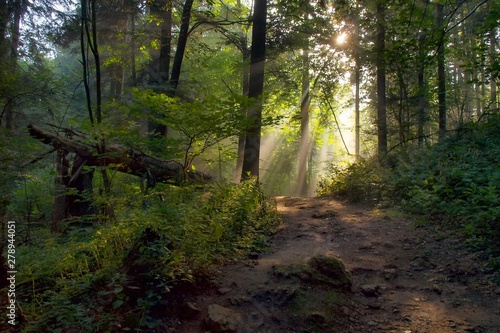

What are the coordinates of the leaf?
(215, 223, 223, 240)
(113, 299, 124, 309)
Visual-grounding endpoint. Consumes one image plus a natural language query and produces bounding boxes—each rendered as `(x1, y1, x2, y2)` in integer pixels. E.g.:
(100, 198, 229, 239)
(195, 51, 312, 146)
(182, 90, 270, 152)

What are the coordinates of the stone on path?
(205, 304, 242, 333)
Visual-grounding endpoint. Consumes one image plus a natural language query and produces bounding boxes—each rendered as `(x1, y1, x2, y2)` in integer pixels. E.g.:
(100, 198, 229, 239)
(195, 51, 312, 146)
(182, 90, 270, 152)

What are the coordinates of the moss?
(273, 255, 352, 291)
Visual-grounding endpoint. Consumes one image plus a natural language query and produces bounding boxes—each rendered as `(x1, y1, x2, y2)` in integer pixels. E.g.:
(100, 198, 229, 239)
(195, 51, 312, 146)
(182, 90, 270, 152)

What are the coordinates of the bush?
(317, 116, 500, 270)
(317, 159, 385, 203)
(7, 179, 280, 332)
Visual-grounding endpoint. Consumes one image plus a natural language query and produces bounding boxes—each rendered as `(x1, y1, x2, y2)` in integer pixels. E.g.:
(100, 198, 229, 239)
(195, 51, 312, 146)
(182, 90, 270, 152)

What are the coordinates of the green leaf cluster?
(9, 180, 280, 332)
(317, 116, 500, 270)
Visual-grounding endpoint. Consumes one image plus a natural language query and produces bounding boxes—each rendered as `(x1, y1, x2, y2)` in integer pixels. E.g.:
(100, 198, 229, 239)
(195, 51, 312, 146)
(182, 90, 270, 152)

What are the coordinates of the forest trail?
(174, 196, 500, 333)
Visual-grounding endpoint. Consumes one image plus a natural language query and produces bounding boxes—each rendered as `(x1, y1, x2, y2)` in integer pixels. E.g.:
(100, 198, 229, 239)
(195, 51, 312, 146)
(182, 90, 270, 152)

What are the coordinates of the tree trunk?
(490, 27, 497, 112)
(5, 0, 23, 130)
(241, 0, 267, 180)
(153, 0, 189, 136)
(235, 32, 251, 182)
(28, 125, 211, 183)
(296, 49, 311, 196)
(159, 0, 172, 84)
(437, 3, 447, 140)
(376, 1, 387, 157)
(417, 33, 427, 147)
(354, 33, 361, 159)
(169, 0, 194, 93)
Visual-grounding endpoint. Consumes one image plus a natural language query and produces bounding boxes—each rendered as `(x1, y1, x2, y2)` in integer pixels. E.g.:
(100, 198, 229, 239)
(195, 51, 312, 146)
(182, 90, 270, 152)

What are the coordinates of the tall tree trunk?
(354, 37, 361, 159)
(296, 49, 311, 196)
(169, 0, 194, 93)
(376, 1, 387, 157)
(129, 3, 137, 85)
(159, 0, 172, 84)
(417, 33, 427, 147)
(235, 31, 250, 182)
(490, 27, 497, 112)
(5, 0, 23, 130)
(153, 2, 172, 137)
(0, 0, 8, 56)
(437, 3, 447, 140)
(241, 0, 267, 180)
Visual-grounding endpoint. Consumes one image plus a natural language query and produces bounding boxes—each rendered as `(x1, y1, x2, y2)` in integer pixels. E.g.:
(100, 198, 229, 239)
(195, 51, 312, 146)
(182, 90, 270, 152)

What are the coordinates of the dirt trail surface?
(175, 196, 500, 333)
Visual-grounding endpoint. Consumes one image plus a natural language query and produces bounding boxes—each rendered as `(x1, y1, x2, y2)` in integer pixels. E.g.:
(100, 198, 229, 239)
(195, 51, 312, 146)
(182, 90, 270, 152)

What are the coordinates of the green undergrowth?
(318, 116, 500, 275)
(5, 179, 281, 332)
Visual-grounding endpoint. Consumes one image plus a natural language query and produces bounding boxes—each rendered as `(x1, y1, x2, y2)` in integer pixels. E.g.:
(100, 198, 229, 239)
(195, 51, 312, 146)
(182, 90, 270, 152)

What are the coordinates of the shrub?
(8, 179, 280, 332)
(317, 159, 385, 203)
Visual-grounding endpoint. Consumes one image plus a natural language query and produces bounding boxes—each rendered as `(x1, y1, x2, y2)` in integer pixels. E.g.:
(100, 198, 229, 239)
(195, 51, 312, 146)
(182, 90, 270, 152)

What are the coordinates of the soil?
(173, 196, 500, 333)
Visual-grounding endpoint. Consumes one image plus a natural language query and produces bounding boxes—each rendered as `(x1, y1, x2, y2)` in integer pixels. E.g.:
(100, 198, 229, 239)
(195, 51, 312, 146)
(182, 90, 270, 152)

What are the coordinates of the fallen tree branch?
(27, 124, 212, 183)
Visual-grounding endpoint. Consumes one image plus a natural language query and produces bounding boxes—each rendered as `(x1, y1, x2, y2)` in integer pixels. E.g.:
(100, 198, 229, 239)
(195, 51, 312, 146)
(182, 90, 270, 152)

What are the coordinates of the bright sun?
(336, 33, 347, 45)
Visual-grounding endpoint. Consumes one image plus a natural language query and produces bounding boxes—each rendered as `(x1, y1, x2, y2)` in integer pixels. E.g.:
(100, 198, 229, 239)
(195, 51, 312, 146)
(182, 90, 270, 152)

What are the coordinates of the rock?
(178, 302, 201, 320)
(383, 268, 397, 280)
(360, 284, 381, 297)
(253, 286, 297, 307)
(431, 284, 442, 295)
(218, 287, 233, 295)
(248, 252, 260, 259)
(410, 257, 435, 271)
(205, 304, 242, 333)
(273, 256, 352, 291)
(306, 255, 353, 291)
(304, 312, 328, 328)
(312, 210, 338, 219)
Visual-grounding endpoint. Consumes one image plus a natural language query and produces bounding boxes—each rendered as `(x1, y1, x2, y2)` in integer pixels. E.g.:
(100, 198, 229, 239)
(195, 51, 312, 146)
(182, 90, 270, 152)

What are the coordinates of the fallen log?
(28, 124, 212, 183)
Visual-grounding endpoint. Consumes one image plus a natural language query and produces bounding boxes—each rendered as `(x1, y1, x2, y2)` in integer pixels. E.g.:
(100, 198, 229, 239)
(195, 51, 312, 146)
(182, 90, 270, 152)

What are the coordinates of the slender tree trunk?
(376, 1, 387, 157)
(0, 0, 8, 56)
(417, 33, 427, 147)
(129, 5, 137, 85)
(490, 27, 497, 112)
(437, 3, 447, 140)
(354, 8, 361, 159)
(169, 0, 194, 93)
(241, 0, 267, 180)
(296, 49, 311, 196)
(235, 33, 250, 182)
(52, 150, 68, 230)
(159, 0, 172, 84)
(151, 0, 173, 136)
(5, 0, 23, 130)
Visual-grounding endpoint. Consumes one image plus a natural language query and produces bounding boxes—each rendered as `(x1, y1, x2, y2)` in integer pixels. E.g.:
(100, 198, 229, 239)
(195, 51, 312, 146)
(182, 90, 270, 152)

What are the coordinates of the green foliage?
(318, 116, 500, 271)
(317, 159, 385, 203)
(389, 119, 500, 259)
(9, 180, 280, 332)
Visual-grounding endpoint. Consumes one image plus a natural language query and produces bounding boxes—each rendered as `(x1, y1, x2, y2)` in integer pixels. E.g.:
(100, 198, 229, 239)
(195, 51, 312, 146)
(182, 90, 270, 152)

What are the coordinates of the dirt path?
(175, 196, 500, 333)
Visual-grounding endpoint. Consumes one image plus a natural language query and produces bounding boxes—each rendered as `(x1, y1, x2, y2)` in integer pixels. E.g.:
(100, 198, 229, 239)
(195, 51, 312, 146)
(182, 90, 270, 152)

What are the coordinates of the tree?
(376, 0, 387, 157)
(436, 2, 446, 140)
(241, 0, 267, 180)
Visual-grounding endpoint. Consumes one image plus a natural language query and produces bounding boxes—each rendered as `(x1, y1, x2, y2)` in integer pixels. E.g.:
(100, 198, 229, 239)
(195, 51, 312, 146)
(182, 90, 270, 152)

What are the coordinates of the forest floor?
(172, 196, 500, 333)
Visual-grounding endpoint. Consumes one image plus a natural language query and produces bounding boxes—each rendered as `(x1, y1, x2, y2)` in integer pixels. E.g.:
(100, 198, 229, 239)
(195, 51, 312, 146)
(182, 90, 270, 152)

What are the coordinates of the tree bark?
(28, 125, 212, 184)
(235, 32, 251, 182)
(296, 49, 311, 196)
(437, 3, 447, 140)
(490, 27, 497, 112)
(376, 1, 387, 157)
(241, 0, 267, 180)
(417, 32, 427, 147)
(354, 31, 361, 159)
(4, 0, 23, 130)
(169, 0, 194, 93)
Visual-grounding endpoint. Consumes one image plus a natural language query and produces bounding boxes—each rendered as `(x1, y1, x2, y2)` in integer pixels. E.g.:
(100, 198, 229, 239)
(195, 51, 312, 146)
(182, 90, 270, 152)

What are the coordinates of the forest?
(0, 0, 499, 332)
